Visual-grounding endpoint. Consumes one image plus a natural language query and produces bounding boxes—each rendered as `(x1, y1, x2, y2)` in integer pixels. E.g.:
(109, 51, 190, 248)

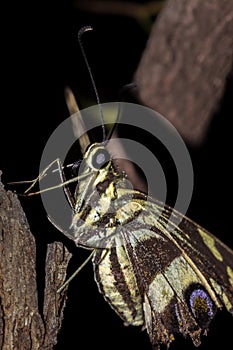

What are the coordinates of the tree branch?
(0, 173, 72, 349)
(134, 0, 233, 144)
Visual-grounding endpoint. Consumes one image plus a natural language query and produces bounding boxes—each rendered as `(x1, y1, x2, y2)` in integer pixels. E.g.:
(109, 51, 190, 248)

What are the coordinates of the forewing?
(159, 203, 233, 314)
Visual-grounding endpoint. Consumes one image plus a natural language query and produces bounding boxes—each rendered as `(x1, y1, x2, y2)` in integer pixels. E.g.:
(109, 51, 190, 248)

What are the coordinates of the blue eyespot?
(185, 284, 216, 327)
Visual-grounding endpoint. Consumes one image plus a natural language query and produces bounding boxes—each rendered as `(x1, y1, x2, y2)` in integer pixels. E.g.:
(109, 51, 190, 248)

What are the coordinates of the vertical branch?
(0, 177, 45, 349)
(0, 175, 72, 349)
(43, 242, 71, 349)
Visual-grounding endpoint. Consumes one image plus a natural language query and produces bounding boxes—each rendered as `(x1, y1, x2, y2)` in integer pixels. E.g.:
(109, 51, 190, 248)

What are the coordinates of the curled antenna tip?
(78, 26, 93, 39)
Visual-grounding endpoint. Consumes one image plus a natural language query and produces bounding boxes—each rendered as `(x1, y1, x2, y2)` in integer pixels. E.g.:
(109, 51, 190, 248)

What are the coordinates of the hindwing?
(92, 190, 233, 348)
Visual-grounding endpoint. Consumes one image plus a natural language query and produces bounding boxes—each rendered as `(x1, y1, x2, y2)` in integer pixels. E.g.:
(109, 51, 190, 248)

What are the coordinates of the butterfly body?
(67, 141, 233, 349)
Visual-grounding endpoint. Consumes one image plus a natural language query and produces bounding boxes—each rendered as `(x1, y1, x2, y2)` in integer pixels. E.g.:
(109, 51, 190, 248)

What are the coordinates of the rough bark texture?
(134, 0, 233, 145)
(0, 174, 72, 349)
(43, 243, 71, 349)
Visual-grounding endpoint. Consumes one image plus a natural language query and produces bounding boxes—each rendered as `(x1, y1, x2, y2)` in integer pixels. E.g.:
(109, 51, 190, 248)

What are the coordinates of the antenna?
(78, 26, 106, 142)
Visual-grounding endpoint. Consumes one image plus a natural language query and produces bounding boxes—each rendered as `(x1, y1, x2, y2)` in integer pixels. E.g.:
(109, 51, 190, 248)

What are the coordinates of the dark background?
(1, 1, 232, 349)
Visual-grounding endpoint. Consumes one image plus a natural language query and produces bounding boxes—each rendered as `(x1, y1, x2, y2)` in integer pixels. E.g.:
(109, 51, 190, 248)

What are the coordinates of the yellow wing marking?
(227, 266, 233, 287)
(198, 228, 223, 262)
(149, 221, 222, 309)
(210, 278, 232, 312)
(148, 256, 200, 313)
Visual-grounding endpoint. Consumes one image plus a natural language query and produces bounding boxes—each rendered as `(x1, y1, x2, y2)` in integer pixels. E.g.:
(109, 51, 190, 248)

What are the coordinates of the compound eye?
(92, 148, 110, 169)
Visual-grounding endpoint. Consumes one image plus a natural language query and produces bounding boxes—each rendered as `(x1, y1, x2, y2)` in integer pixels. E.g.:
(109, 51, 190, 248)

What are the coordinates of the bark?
(134, 0, 233, 145)
(0, 173, 72, 349)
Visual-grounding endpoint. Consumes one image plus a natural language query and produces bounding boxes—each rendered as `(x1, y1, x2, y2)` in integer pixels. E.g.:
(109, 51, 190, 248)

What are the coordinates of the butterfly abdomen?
(94, 246, 144, 327)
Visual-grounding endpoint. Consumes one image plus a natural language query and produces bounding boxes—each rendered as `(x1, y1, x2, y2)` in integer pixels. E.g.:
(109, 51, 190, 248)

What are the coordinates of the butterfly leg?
(57, 249, 96, 293)
(9, 159, 66, 195)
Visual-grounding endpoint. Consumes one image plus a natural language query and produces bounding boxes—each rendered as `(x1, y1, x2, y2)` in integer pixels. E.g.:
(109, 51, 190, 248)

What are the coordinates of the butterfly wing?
(157, 201, 233, 315)
(93, 190, 233, 349)
(126, 197, 233, 348)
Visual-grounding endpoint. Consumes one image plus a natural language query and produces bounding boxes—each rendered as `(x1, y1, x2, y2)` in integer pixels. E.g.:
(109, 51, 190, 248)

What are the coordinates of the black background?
(1, 1, 232, 349)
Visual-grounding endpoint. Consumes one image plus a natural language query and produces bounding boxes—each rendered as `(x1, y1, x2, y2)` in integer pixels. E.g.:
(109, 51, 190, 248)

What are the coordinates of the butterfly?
(63, 140, 233, 349)
(16, 26, 233, 349)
